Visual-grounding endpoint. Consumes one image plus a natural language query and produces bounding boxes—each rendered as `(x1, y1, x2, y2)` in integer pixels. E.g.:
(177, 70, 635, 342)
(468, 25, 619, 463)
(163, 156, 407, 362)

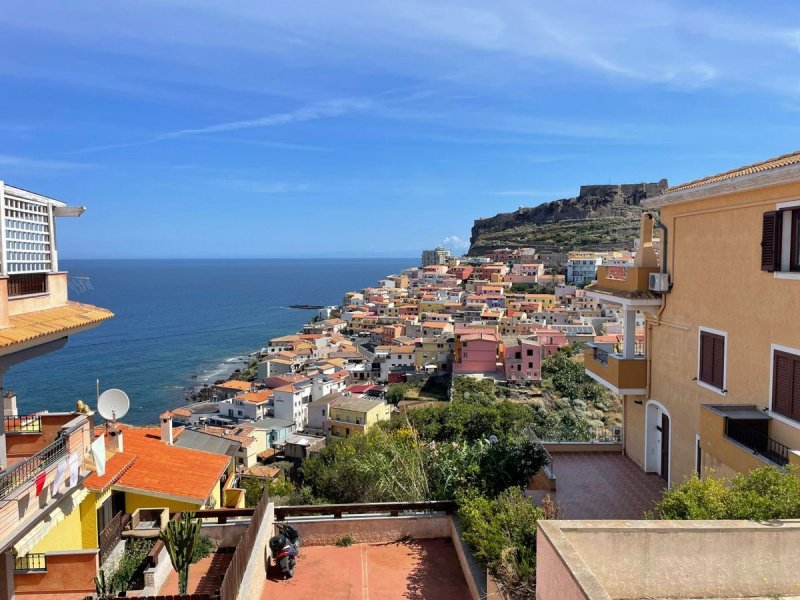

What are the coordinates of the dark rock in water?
(289, 304, 324, 310)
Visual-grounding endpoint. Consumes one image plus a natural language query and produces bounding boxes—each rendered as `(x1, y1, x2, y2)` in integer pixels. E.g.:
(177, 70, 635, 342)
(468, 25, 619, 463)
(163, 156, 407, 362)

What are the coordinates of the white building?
(218, 390, 272, 421)
(421, 247, 451, 267)
(566, 253, 603, 284)
(272, 382, 313, 428)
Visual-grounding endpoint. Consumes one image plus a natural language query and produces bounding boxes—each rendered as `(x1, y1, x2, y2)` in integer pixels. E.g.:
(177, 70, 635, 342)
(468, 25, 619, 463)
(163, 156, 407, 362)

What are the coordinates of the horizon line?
(61, 256, 421, 261)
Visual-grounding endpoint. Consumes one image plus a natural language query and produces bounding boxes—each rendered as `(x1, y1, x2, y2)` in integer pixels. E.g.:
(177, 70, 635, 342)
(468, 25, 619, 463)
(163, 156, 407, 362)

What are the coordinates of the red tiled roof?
(84, 452, 137, 493)
(665, 149, 800, 193)
(115, 426, 230, 502)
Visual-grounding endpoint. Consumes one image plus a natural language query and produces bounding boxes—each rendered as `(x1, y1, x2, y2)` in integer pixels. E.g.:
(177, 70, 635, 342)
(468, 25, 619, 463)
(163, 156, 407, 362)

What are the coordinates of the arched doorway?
(645, 400, 671, 483)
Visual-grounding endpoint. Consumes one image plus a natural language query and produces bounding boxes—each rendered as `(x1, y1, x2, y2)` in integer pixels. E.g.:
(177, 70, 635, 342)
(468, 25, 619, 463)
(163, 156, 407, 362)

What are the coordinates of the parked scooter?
(269, 523, 301, 579)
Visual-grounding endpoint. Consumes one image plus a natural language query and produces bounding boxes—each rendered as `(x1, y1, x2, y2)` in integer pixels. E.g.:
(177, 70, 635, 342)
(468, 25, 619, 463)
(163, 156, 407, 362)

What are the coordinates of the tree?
(160, 512, 202, 595)
(652, 466, 800, 520)
(386, 383, 412, 405)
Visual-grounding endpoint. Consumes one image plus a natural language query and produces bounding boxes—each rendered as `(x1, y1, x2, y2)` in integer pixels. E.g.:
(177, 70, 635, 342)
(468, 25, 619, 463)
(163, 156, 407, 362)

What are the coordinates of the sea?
(5, 258, 412, 425)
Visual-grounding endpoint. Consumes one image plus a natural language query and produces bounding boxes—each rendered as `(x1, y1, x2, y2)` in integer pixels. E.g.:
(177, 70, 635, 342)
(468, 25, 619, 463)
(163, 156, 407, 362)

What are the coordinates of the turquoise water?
(5, 258, 412, 424)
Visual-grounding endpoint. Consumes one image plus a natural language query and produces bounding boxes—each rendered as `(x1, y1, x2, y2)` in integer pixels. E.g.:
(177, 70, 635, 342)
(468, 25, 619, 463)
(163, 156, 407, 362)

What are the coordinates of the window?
(773, 350, 800, 423)
(762, 208, 800, 273)
(699, 330, 726, 391)
(526, 349, 533, 356)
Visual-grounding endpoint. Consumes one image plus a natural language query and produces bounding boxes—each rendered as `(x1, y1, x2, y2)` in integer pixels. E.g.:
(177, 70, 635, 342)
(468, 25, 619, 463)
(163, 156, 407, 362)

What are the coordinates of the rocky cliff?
(468, 181, 668, 255)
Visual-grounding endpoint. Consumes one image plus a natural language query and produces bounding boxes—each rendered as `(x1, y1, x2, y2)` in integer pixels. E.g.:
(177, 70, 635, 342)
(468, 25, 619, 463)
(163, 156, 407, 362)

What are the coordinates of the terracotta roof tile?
(665, 149, 800, 193)
(0, 302, 113, 349)
(115, 426, 230, 502)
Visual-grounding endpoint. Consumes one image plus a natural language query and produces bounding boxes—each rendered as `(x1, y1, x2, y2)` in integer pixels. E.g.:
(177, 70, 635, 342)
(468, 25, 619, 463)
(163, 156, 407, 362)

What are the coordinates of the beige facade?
(586, 152, 800, 486)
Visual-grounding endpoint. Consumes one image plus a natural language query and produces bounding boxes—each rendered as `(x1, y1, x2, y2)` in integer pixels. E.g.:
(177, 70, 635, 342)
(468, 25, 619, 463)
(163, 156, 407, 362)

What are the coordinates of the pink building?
(533, 328, 569, 358)
(454, 330, 501, 375)
(502, 335, 543, 381)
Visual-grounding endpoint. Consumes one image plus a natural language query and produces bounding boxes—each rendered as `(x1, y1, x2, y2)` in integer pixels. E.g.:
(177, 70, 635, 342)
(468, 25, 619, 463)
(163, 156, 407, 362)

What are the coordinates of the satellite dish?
(97, 388, 130, 422)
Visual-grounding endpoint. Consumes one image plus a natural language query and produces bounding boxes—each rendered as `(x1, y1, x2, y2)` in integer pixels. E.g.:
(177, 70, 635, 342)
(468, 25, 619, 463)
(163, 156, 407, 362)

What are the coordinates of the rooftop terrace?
(262, 539, 471, 600)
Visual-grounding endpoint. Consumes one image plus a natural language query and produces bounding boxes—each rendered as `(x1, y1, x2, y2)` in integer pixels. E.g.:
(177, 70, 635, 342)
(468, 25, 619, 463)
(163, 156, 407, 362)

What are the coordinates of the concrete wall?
(238, 502, 274, 600)
(538, 519, 800, 599)
(645, 179, 800, 484)
(285, 514, 452, 546)
(201, 522, 247, 548)
(141, 543, 172, 597)
(14, 549, 98, 597)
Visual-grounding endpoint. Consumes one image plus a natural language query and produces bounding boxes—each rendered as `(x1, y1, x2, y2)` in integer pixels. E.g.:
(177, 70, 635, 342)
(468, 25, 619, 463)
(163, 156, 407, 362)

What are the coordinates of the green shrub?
(110, 538, 155, 592)
(653, 466, 800, 520)
(192, 535, 217, 563)
(458, 488, 542, 597)
(335, 534, 355, 547)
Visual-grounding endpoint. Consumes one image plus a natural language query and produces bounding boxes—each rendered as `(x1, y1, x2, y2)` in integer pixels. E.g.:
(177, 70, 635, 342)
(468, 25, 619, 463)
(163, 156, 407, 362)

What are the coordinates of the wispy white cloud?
(442, 235, 469, 249)
(67, 97, 370, 155)
(0, 154, 94, 170)
(211, 179, 310, 195)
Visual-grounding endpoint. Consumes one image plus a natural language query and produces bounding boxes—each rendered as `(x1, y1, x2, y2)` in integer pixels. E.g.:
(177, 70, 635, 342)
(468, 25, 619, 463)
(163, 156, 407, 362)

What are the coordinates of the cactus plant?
(94, 569, 115, 599)
(159, 512, 202, 595)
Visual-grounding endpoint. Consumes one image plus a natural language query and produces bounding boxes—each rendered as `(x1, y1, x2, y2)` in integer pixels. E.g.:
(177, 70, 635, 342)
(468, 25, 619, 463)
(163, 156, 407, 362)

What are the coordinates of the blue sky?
(1, 1, 800, 258)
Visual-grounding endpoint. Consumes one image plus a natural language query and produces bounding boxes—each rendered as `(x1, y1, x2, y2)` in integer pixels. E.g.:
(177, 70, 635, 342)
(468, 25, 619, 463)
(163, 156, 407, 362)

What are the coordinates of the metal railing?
(0, 436, 66, 499)
(99, 511, 129, 565)
(14, 553, 47, 572)
(7, 273, 48, 297)
(4, 414, 42, 433)
(725, 419, 789, 467)
(591, 344, 609, 366)
(539, 425, 622, 444)
(275, 500, 455, 520)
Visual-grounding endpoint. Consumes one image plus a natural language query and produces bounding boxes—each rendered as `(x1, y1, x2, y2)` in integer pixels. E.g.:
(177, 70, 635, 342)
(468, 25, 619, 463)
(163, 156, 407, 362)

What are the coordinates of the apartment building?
(420, 247, 450, 267)
(584, 151, 800, 486)
(326, 396, 392, 439)
(566, 252, 603, 284)
(0, 183, 116, 598)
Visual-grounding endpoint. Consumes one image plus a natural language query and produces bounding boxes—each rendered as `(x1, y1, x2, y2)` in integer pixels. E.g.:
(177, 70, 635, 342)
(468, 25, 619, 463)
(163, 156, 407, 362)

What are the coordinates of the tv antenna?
(97, 388, 130, 423)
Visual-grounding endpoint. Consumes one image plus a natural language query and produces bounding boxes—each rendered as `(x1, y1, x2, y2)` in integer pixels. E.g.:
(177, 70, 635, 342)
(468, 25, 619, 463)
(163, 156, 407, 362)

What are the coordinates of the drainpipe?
(646, 212, 669, 398)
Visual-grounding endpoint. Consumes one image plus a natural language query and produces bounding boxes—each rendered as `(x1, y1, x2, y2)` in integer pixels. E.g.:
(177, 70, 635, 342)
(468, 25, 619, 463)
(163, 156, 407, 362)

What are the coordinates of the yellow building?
(327, 397, 392, 439)
(585, 151, 800, 487)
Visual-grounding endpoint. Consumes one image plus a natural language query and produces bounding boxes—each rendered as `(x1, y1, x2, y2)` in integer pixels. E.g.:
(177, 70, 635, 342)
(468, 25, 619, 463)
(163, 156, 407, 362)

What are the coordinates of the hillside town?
(3, 150, 800, 600)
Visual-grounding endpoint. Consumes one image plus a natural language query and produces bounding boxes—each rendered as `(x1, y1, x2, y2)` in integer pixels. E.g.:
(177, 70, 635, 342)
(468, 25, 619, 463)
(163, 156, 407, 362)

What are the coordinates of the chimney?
(108, 425, 124, 453)
(3, 391, 17, 418)
(160, 412, 173, 445)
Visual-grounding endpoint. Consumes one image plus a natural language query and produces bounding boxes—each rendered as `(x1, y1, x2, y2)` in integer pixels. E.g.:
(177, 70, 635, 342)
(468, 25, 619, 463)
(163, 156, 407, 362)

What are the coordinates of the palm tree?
(160, 511, 202, 595)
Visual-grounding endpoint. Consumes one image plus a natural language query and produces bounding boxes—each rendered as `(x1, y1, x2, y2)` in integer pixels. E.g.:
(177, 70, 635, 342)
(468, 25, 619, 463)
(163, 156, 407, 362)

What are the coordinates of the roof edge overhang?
(3, 184, 69, 208)
(110, 484, 207, 506)
(643, 162, 800, 209)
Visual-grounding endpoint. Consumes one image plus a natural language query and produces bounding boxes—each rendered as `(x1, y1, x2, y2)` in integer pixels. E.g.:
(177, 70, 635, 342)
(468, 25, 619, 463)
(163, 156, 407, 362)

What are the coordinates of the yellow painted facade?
(629, 175, 800, 485)
(30, 500, 85, 553)
(328, 402, 392, 438)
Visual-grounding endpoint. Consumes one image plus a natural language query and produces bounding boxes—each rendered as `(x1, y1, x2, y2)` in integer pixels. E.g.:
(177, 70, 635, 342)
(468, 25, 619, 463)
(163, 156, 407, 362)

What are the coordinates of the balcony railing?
(592, 345, 609, 366)
(99, 511, 129, 565)
(584, 345, 648, 393)
(725, 419, 789, 467)
(0, 436, 66, 499)
(14, 553, 47, 572)
(7, 273, 48, 297)
(4, 414, 42, 433)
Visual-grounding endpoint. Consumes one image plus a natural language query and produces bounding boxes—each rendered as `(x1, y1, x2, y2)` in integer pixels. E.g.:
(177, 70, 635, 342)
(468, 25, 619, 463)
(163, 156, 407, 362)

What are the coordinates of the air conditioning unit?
(649, 272, 671, 292)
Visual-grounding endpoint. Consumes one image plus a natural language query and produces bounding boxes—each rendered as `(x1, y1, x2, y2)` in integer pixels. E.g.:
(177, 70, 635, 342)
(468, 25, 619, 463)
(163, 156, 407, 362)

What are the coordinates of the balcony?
(0, 435, 66, 499)
(701, 405, 792, 472)
(14, 553, 46, 573)
(7, 273, 48, 298)
(585, 265, 662, 307)
(584, 344, 647, 395)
